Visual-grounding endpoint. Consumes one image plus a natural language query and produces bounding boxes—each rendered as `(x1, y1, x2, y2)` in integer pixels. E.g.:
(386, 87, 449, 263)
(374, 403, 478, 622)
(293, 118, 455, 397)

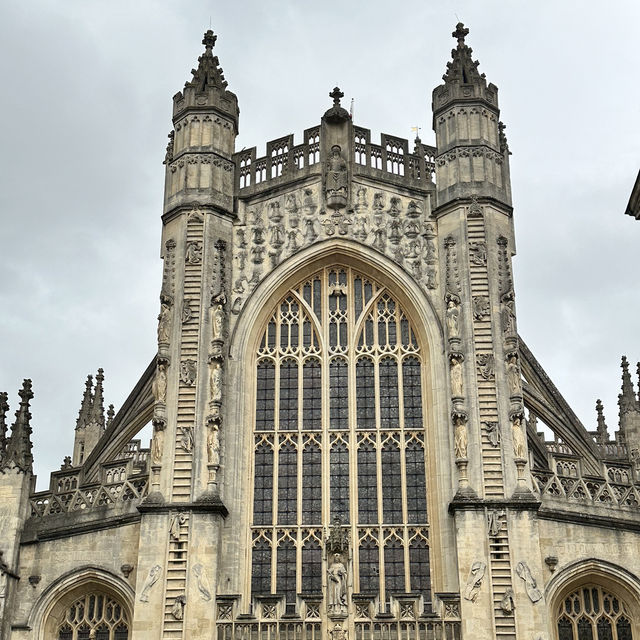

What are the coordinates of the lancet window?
(556, 585, 634, 640)
(250, 267, 431, 606)
(56, 593, 129, 640)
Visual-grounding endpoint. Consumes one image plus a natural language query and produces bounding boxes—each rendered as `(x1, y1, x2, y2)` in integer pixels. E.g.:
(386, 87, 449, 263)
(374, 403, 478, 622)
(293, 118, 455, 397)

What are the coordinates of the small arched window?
(557, 585, 634, 640)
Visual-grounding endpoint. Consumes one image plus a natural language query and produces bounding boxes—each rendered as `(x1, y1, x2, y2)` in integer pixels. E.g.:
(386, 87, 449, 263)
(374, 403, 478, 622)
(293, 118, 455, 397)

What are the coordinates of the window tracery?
(557, 585, 634, 640)
(250, 267, 430, 605)
(56, 593, 129, 640)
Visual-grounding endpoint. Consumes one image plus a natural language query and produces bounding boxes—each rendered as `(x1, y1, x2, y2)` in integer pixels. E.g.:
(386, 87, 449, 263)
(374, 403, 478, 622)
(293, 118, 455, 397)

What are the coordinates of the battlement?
(233, 125, 436, 195)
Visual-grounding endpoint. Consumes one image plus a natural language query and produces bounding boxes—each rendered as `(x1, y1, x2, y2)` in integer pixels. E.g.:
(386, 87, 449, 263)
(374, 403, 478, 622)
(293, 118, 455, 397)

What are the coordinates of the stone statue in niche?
(171, 595, 186, 620)
(506, 354, 521, 396)
(185, 241, 203, 265)
(463, 560, 486, 602)
(425, 267, 437, 290)
(453, 414, 468, 460)
(210, 363, 222, 404)
(269, 224, 285, 248)
(303, 188, 317, 217)
(450, 353, 464, 398)
(501, 293, 517, 336)
(511, 414, 526, 459)
(355, 187, 368, 213)
(181, 298, 193, 324)
(304, 218, 318, 245)
(515, 562, 543, 603)
(207, 423, 220, 465)
(139, 565, 162, 602)
(211, 303, 225, 342)
(286, 229, 300, 253)
(327, 553, 348, 615)
(445, 297, 460, 338)
(373, 228, 386, 252)
(151, 422, 165, 465)
(192, 563, 212, 601)
(325, 145, 348, 211)
(157, 301, 171, 344)
(152, 363, 167, 404)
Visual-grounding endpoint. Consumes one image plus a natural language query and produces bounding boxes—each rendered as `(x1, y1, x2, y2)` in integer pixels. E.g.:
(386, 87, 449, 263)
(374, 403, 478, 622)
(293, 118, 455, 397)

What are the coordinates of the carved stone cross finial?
(202, 29, 217, 51)
(452, 22, 469, 47)
(329, 87, 344, 107)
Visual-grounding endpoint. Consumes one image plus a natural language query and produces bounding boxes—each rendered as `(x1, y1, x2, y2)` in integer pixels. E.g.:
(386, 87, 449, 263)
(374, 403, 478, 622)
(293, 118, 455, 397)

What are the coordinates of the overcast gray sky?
(1, 1, 638, 489)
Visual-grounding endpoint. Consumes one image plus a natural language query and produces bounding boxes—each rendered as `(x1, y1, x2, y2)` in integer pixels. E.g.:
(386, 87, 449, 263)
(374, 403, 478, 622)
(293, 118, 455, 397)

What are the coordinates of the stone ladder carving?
(466, 211, 503, 497)
(466, 208, 517, 640)
(173, 212, 204, 502)
(162, 512, 190, 637)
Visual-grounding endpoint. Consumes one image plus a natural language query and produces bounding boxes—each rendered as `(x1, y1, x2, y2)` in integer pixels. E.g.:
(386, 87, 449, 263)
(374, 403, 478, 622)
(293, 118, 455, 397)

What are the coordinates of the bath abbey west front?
(2, 23, 640, 640)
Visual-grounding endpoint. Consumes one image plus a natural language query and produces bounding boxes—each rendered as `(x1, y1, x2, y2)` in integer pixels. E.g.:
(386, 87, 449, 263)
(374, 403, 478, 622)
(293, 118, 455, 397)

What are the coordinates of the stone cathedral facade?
(2, 24, 640, 640)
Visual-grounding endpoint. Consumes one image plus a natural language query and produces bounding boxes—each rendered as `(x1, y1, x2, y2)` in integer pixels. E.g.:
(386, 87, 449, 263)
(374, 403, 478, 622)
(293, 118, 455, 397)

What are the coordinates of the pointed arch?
(223, 238, 452, 611)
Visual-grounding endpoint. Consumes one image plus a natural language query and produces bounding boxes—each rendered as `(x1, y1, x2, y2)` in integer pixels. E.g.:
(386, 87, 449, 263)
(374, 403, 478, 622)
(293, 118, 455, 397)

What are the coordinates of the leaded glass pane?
(405, 439, 427, 524)
(409, 538, 431, 599)
(252, 538, 272, 594)
(277, 539, 297, 602)
(359, 538, 379, 593)
(384, 538, 405, 593)
(302, 442, 321, 524)
(402, 357, 423, 428)
(253, 442, 273, 525)
(382, 441, 402, 523)
(379, 358, 399, 428)
(302, 539, 323, 593)
(558, 617, 573, 640)
(279, 360, 298, 430)
(256, 360, 275, 431)
(356, 358, 375, 430)
(278, 442, 297, 524)
(330, 440, 350, 523)
(357, 441, 378, 524)
(330, 359, 348, 430)
(303, 359, 322, 430)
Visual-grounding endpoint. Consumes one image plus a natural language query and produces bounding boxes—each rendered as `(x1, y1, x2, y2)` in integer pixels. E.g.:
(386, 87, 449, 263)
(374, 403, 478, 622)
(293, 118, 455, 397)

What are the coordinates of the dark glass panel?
(616, 617, 632, 640)
(313, 279, 322, 319)
(277, 442, 297, 524)
(330, 359, 348, 430)
(256, 360, 275, 431)
(330, 441, 350, 523)
(409, 538, 431, 600)
(379, 358, 399, 428)
(251, 539, 272, 594)
(405, 439, 427, 523)
(400, 317, 410, 347)
(114, 624, 129, 640)
(267, 320, 277, 349)
(302, 442, 322, 524)
(301, 539, 323, 593)
(402, 357, 423, 429)
(357, 441, 378, 524)
(381, 442, 402, 523)
(58, 626, 73, 640)
(253, 443, 273, 525)
(557, 617, 573, 640)
(356, 359, 375, 430)
(384, 538, 405, 593)
(277, 540, 297, 603)
(95, 625, 109, 640)
(577, 617, 593, 640)
(303, 359, 322, 430)
(596, 617, 612, 640)
(359, 540, 379, 594)
(354, 277, 363, 320)
(279, 360, 298, 430)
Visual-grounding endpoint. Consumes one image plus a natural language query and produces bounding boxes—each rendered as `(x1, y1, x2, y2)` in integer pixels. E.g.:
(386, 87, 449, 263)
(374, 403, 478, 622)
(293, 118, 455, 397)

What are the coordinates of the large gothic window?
(557, 585, 634, 640)
(56, 592, 129, 640)
(250, 267, 430, 605)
